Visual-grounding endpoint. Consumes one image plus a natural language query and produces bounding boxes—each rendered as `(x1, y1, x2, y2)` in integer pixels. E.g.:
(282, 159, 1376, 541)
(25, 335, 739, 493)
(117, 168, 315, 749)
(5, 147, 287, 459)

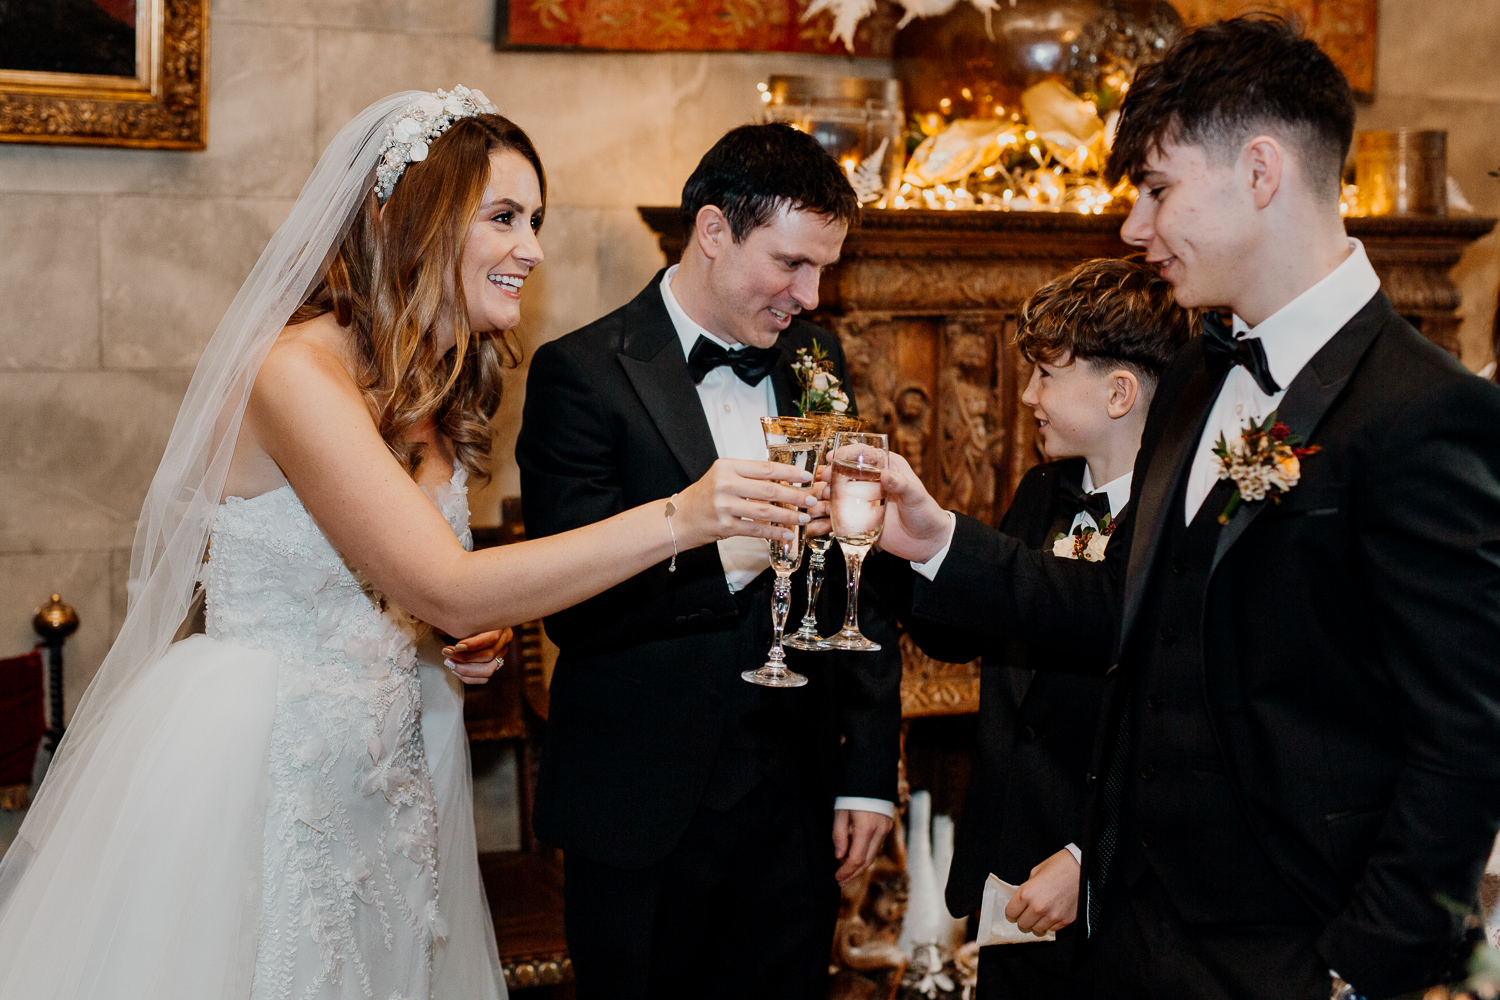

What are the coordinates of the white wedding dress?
(0, 464, 507, 1000)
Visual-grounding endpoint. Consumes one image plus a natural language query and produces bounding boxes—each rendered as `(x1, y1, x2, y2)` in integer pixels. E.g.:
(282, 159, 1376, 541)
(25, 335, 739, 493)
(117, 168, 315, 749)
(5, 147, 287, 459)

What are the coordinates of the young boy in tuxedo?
(901, 257, 1191, 999)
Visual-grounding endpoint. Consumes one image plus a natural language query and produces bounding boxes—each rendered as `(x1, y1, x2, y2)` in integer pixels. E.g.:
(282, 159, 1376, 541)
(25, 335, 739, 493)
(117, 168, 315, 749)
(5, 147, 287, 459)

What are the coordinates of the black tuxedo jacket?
(516, 272, 902, 871)
(876, 458, 1111, 919)
(909, 293, 1500, 997)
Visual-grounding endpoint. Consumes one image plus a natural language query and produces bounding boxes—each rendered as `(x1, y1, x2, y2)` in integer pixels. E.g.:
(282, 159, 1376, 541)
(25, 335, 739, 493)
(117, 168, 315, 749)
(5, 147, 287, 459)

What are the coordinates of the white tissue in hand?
(977, 873, 1056, 945)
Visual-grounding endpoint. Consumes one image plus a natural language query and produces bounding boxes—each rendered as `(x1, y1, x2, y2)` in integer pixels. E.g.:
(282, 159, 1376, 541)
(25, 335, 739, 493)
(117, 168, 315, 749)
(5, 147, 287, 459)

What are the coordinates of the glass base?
(822, 629, 882, 652)
(742, 666, 809, 687)
(782, 631, 830, 652)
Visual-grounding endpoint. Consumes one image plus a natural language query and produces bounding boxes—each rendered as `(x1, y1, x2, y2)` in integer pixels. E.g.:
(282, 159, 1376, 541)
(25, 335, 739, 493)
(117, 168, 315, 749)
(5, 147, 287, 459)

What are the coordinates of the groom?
(516, 124, 901, 1000)
(879, 16, 1500, 1000)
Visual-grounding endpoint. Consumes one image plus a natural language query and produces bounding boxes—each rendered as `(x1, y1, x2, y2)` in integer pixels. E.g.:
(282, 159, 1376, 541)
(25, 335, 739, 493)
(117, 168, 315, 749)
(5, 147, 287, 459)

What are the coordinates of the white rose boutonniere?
(1051, 512, 1116, 561)
(792, 344, 853, 416)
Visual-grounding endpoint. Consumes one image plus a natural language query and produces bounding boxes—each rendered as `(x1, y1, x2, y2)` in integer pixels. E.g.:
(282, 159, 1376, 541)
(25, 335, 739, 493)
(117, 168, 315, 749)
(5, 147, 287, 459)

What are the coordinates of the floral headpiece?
(375, 85, 498, 202)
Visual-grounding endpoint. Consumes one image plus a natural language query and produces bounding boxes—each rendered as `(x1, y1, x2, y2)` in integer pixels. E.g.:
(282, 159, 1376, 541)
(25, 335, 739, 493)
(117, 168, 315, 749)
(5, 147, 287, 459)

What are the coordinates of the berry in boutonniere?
(791, 344, 851, 416)
(1211, 411, 1322, 525)
(1051, 512, 1116, 562)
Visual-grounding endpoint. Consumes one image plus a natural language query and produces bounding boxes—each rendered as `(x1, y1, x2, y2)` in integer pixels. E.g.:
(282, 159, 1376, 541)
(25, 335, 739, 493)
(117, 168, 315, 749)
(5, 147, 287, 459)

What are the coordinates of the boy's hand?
(870, 451, 952, 562)
(441, 628, 513, 685)
(1004, 847, 1080, 936)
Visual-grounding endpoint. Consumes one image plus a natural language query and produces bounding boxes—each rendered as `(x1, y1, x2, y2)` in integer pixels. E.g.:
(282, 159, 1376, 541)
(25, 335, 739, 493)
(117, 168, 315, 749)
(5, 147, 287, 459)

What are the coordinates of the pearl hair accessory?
(374, 85, 498, 202)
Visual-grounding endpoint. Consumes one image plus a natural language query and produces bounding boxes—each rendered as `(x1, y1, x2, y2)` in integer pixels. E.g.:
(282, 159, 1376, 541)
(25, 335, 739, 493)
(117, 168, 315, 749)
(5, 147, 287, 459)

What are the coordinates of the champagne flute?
(744, 417, 823, 687)
(783, 412, 864, 652)
(825, 432, 888, 652)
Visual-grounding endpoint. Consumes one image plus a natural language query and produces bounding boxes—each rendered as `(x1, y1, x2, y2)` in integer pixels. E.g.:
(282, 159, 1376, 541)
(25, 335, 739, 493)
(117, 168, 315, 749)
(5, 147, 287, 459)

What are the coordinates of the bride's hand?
(674, 457, 817, 547)
(441, 627, 513, 685)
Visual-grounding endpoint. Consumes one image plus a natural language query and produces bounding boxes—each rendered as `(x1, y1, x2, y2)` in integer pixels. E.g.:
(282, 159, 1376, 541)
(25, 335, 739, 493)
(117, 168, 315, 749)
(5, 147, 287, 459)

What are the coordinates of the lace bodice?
(205, 467, 471, 660)
(205, 465, 471, 1000)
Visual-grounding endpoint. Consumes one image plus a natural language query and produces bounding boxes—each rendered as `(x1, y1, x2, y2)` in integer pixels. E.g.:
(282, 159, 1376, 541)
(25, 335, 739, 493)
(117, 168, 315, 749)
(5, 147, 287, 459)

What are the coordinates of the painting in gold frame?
(0, 0, 209, 149)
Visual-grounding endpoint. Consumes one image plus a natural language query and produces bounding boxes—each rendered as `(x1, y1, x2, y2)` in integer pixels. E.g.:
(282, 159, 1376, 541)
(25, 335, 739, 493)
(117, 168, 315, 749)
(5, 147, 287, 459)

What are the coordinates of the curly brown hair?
(1015, 257, 1194, 383)
(290, 114, 545, 483)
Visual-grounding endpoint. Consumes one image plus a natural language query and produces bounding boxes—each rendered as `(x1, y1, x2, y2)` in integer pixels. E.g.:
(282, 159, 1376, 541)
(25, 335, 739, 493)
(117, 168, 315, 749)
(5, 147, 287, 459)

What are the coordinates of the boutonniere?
(791, 344, 851, 416)
(1051, 512, 1116, 562)
(1212, 411, 1322, 525)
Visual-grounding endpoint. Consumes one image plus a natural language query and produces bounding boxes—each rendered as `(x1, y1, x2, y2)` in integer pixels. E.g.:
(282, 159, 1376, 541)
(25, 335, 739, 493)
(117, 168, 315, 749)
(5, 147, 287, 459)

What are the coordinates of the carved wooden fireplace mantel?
(641, 207, 1495, 720)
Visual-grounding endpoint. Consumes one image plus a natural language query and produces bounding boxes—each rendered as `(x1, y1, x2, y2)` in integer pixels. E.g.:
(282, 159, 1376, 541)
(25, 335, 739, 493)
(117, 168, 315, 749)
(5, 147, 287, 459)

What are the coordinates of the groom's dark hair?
(681, 123, 859, 242)
(1106, 14, 1355, 204)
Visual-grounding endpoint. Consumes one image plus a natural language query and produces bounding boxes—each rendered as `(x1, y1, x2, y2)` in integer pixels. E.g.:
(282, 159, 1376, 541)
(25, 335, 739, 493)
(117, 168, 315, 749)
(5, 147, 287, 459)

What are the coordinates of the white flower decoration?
(1083, 531, 1109, 562)
(1052, 535, 1074, 558)
(374, 85, 499, 201)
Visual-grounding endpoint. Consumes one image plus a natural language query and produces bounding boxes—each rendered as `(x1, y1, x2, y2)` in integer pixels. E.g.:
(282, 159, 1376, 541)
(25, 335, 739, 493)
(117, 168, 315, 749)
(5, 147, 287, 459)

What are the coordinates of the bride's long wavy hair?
(291, 113, 545, 483)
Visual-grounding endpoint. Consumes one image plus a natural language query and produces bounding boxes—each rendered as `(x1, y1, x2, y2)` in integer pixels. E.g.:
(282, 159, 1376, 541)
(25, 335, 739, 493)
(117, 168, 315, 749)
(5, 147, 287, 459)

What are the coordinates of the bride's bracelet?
(664, 495, 679, 573)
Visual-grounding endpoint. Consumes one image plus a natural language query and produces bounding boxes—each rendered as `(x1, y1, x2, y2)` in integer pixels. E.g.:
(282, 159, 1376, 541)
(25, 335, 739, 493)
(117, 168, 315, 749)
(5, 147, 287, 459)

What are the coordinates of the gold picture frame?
(0, 0, 209, 150)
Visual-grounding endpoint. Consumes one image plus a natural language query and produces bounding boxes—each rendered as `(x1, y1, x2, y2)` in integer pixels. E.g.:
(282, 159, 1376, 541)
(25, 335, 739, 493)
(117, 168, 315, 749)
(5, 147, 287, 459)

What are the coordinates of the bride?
(0, 88, 815, 1000)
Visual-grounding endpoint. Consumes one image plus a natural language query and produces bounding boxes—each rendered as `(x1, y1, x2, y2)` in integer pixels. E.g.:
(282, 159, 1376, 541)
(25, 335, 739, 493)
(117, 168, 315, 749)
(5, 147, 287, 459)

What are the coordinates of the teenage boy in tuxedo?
(516, 124, 902, 1000)
(890, 258, 1191, 999)
(876, 15, 1500, 1000)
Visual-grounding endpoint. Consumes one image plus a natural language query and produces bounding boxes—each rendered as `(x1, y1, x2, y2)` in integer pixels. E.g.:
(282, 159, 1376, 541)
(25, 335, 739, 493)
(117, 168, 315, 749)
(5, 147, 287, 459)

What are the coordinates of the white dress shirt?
(660, 267, 894, 820)
(1183, 239, 1381, 522)
(660, 266, 775, 592)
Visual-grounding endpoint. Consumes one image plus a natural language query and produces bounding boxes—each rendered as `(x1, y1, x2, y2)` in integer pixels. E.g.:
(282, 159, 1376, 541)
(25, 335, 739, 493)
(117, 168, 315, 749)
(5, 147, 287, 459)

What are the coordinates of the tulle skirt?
(0, 634, 506, 1000)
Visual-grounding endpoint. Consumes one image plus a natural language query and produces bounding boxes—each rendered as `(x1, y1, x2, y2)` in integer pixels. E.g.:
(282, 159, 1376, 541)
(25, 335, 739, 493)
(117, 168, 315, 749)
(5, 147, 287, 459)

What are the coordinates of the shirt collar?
(661, 264, 737, 360)
(1081, 466, 1133, 517)
(1230, 239, 1382, 391)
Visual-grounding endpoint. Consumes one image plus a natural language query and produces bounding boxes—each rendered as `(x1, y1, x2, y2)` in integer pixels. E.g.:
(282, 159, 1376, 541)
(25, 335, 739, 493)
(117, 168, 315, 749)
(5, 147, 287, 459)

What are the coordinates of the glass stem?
(799, 548, 826, 632)
(841, 545, 867, 635)
(771, 574, 792, 655)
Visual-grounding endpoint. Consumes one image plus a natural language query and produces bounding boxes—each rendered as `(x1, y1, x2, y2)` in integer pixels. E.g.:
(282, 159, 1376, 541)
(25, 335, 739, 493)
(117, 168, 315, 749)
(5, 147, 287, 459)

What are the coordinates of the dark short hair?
(1106, 14, 1355, 203)
(1015, 257, 1194, 382)
(680, 123, 859, 242)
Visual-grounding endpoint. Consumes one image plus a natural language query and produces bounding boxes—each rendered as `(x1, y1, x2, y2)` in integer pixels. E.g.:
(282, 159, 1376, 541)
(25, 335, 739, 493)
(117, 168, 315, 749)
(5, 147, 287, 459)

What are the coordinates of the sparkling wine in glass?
(744, 418, 822, 688)
(825, 432, 888, 652)
(784, 413, 863, 652)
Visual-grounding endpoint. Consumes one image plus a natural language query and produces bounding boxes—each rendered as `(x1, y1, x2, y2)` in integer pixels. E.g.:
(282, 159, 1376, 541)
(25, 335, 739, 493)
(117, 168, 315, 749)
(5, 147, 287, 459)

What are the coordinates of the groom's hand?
(873, 452, 953, 563)
(1004, 847, 1080, 936)
(833, 809, 893, 884)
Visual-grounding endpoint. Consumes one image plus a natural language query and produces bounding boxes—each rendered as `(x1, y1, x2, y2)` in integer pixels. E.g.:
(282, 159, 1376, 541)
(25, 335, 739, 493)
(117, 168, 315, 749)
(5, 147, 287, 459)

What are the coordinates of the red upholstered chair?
(0, 649, 45, 810)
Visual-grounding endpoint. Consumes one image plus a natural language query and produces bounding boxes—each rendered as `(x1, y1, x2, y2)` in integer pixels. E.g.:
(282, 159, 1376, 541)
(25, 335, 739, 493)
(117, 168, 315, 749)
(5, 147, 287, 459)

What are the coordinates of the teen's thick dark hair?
(680, 123, 860, 241)
(1015, 257, 1194, 381)
(1106, 14, 1355, 204)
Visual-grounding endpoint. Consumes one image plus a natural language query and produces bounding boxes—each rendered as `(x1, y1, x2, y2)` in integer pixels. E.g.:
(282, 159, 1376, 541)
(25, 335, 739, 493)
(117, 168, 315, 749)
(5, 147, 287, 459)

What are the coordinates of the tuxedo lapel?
(1120, 341, 1227, 650)
(617, 276, 719, 482)
(770, 344, 798, 417)
(1209, 292, 1389, 575)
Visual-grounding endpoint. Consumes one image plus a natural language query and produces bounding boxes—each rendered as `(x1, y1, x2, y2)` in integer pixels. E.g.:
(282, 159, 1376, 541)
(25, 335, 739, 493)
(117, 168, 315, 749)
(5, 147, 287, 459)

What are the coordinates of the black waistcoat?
(1113, 477, 1311, 924)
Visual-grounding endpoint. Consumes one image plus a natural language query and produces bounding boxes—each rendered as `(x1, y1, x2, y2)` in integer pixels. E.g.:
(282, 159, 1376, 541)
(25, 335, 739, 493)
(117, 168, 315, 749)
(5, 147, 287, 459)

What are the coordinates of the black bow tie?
(686, 336, 781, 387)
(1060, 477, 1113, 524)
(1202, 312, 1281, 395)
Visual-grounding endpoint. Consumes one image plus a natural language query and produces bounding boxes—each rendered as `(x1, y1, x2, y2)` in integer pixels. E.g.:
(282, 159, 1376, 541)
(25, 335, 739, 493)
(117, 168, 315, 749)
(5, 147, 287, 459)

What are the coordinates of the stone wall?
(0, 0, 886, 722)
(0, 0, 1496, 723)
(1356, 0, 1500, 374)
